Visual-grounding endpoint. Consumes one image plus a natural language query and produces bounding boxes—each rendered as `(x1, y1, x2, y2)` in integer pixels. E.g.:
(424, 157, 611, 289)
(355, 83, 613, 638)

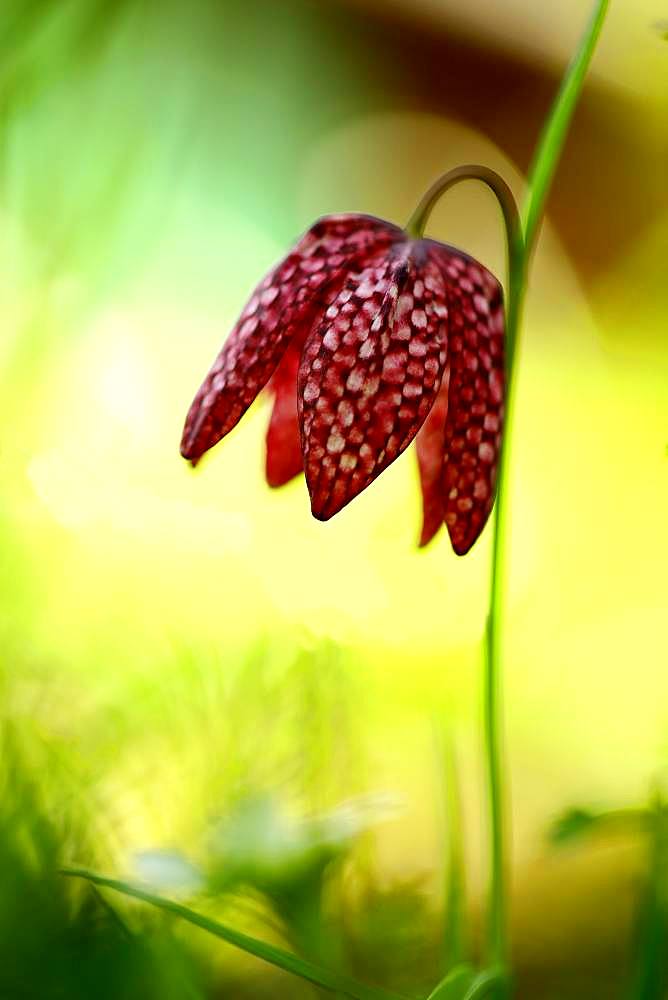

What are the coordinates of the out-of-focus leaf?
(626, 801, 668, 1000)
(62, 868, 410, 1000)
(460, 970, 505, 1000)
(426, 966, 504, 1000)
(549, 806, 651, 845)
(426, 963, 476, 999)
(548, 807, 600, 844)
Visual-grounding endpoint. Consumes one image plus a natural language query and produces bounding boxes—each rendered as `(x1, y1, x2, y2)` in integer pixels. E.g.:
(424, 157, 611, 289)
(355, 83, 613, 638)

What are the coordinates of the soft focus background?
(1, 1, 666, 997)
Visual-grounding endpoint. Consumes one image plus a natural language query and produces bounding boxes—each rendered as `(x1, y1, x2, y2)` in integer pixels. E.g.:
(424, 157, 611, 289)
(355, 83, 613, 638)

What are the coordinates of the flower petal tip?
(179, 437, 198, 463)
(180, 443, 202, 467)
(179, 423, 204, 464)
(448, 530, 479, 558)
(265, 464, 299, 489)
(309, 498, 333, 522)
(418, 526, 439, 549)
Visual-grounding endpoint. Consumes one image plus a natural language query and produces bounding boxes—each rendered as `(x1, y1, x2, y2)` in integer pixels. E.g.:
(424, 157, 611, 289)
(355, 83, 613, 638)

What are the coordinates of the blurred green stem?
(627, 795, 668, 1000)
(440, 731, 468, 971)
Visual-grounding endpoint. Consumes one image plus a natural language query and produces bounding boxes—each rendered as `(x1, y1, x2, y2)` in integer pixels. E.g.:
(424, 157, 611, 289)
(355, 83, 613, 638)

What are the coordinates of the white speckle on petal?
(478, 441, 495, 463)
(337, 399, 354, 427)
(261, 286, 279, 306)
(303, 379, 320, 403)
(355, 280, 375, 299)
(408, 339, 427, 358)
(327, 430, 345, 454)
(473, 293, 490, 316)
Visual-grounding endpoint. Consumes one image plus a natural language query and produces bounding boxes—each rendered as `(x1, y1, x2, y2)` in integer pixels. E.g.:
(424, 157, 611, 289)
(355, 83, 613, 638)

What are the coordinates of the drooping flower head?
(180, 211, 504, 554)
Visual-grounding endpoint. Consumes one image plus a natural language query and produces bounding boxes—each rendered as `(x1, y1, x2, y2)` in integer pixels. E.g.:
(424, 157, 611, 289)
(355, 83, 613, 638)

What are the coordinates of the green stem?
(522, 0, 610, 257)
(407, 169, 523, 983)
(433, 722, 469, 973)
(487, 0, 609, 978)
(479, 203, 523, 981)
(405, 165, 521, 264)
(407, 3, 609, 993)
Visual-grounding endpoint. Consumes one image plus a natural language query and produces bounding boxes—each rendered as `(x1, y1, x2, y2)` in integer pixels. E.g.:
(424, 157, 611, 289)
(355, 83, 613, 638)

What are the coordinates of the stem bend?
(404, 165, 524, 366)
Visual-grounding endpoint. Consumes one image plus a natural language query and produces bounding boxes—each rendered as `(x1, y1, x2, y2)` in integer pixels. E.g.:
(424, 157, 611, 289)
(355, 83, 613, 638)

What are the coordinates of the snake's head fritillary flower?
(180, 212, 504, 555)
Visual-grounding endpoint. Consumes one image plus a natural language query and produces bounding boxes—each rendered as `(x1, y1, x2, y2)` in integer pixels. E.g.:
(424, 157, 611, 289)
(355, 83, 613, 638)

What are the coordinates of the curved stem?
(406, 166, 520, 260)
(406, 166, 524, 984)
(405, 163, 524, 372)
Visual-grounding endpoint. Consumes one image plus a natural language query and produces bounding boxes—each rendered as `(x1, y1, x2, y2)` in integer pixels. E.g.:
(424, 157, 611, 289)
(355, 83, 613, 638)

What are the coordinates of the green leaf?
(426, 963, 476, 999)
(626, 801, 668, 1000)
(461, 970, 505, 1000)
(426, 966, 504, 1000)
(548, 806, 651, 846)
(548, 807, 600, 845)
(61, 868, 409, 1000)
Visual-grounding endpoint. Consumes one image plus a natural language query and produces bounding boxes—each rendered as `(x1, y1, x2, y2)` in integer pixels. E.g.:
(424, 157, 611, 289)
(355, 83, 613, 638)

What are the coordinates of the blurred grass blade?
(522, 0, 609, 254)
(61, 868, 408, 1000)
(426, 963, 476, 999)
(427, 967, 502, 1000)
(434, 724, 468, 971)
(626, 801, 668, 1000)
(461, 971, 504, 1000)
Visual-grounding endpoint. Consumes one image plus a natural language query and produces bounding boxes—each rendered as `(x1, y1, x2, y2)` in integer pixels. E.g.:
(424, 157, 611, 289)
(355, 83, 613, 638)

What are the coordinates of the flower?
(180, 213, 504, 554)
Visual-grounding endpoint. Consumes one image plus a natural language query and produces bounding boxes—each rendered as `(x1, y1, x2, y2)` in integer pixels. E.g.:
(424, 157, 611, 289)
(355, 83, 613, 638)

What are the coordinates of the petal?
(180, 214, 401, 464)
(415, 369, 449, 547)
(299, 243, 448, 521)
(265, 343, 302, 488)
(428, 243, 505, 555)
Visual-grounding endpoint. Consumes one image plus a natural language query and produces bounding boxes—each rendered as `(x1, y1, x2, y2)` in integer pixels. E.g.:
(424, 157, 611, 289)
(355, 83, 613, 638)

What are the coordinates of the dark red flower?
(180, 213, 504, 554)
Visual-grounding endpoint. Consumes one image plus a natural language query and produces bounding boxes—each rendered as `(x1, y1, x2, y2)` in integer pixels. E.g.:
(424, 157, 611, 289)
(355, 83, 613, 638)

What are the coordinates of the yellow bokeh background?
(0, 2, 666, 988)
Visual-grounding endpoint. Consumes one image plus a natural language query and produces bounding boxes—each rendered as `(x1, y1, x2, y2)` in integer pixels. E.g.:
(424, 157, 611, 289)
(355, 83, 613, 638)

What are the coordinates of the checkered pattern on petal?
(427, 242, 505, 555)
(299, 245, 448, 520)
(181, 214, 401, 464)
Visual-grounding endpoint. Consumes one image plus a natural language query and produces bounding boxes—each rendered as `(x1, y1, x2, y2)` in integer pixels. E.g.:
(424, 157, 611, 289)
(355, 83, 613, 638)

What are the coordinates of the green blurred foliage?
(0, 719, 207, 998)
